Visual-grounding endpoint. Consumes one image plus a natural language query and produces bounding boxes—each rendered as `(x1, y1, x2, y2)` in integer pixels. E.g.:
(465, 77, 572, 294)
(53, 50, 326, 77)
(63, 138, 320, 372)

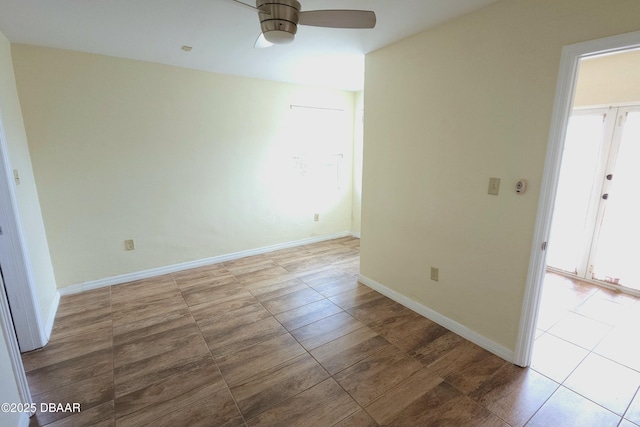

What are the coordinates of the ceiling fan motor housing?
(256, 0, 300, 44)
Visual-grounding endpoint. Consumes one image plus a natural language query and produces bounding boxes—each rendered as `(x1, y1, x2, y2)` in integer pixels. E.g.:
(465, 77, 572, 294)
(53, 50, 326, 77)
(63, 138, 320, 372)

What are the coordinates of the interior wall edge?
(58, 230, 352, 296)
(357, 274, 515, 364)
(43, 290, 59, 342)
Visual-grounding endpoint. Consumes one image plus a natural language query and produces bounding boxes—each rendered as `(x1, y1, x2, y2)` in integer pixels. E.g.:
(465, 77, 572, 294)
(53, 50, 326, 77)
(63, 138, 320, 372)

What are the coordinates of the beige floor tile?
(564, 353, 640, 415)
(594, 323, 640, 372)
(625, 390, 640, 425)
(526, 386, 620, 427)
(547, 311, 612, 350)
(531, 333, 588, 383)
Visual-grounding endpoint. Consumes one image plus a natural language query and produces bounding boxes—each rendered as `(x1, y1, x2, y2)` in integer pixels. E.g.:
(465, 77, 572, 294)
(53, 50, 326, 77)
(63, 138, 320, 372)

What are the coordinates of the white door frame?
(0, 114, 46, 352)
(0, 272, 33, 417)
(514, 30, 640, 367)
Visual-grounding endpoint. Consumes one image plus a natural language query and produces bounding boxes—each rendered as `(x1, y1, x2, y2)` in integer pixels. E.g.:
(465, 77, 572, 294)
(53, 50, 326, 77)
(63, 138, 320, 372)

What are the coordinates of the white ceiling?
(0, 0, 497, 91)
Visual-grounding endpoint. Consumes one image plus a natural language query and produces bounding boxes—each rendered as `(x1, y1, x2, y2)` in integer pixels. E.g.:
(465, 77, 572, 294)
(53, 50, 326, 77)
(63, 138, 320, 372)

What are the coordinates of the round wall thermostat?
(515, 179, 527, 194)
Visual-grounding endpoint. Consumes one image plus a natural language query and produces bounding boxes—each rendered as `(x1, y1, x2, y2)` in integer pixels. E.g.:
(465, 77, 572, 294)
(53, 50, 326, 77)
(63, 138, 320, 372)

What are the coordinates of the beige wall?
(12, 45, 356, 288)
(575, 49, 640, 107)
(0, 32, 57, 325)
(362, 0, 640, 351)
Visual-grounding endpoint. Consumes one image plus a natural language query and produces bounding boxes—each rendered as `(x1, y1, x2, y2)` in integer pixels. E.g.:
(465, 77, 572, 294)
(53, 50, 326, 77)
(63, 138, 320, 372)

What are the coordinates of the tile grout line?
(180, 270, 250, 427)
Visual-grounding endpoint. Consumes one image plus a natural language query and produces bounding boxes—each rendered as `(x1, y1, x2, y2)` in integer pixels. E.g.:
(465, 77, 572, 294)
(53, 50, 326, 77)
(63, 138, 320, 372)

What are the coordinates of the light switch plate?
(488, 177, 500, 195)
(430, 267, 439, 282)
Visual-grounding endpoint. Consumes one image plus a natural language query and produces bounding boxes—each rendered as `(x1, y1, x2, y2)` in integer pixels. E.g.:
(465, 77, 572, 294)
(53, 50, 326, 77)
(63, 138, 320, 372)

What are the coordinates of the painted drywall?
(362, 0, 640, 351)
(0, 32, 57, 328)
(12, 45, 356, 288)
(574, 49, 640, 107)
(351, 91, 363, 236)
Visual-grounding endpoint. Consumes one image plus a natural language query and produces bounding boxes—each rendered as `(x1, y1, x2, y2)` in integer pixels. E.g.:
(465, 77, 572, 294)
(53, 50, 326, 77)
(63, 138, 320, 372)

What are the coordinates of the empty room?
(1, 0, 640, 426)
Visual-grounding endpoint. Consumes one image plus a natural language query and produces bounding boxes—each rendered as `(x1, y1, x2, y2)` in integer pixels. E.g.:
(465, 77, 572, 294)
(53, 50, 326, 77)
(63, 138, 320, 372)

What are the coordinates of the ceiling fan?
(231, 0, 376, 47)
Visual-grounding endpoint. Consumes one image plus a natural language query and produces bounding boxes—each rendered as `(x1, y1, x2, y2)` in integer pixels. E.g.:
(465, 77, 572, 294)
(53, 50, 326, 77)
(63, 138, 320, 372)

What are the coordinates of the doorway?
(517, 39, 640, 423)
(515, 30, 640, 368)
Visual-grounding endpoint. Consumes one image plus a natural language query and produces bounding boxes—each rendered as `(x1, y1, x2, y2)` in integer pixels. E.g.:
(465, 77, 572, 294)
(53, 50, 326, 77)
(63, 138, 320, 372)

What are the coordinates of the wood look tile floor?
(21, 237, 640, 426)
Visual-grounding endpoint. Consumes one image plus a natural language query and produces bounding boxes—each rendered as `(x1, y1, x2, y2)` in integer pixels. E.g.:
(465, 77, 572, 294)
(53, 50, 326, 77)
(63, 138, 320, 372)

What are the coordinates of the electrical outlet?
(430, 267, 439, 282)
(125, 239, 135, 251)
(314, 213, 320, 222)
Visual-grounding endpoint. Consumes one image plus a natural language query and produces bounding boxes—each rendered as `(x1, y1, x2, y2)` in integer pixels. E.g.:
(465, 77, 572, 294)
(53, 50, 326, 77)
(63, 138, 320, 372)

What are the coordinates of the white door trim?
(0, 272, 33, 416)
(514, 30, 640, 367)
(0, 115, 46, 352)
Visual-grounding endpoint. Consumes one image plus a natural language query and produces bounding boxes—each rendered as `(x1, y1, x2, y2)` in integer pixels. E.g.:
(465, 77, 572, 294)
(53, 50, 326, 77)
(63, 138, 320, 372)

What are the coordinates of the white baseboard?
(59, 231, 353, 296)
(357, 274, 515, 364)
(44, 290, 60, 341)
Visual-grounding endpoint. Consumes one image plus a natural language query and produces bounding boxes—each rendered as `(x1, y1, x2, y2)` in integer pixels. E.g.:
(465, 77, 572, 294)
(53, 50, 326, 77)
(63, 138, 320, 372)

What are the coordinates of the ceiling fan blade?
(231, 0, 270, 15)
(298, 10, 376, 29)
(254, 33, 273, 48)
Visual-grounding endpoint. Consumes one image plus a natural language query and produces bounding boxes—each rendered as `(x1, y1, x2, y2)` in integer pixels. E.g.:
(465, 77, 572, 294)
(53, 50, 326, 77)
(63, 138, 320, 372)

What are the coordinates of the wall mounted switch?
(488, 177, 500, 195)
(430, 267, 439, 282)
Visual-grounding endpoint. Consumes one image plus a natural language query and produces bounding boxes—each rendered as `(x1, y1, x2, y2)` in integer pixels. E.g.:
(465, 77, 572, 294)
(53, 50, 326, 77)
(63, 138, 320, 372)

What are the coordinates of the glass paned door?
(548, 106, 640, 292)
(546, 110, 611, 274)
(591, 108, 640, 290)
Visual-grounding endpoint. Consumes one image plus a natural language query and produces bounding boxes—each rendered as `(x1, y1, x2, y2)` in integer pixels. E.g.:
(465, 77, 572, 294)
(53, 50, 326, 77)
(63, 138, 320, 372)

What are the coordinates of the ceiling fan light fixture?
(263, 30, 295, 44)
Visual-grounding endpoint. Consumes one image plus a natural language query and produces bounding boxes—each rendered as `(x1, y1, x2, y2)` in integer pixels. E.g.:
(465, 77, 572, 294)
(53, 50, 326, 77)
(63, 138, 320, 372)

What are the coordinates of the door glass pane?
(547, 113, 605, 272)
(592, 111, 640, 290)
